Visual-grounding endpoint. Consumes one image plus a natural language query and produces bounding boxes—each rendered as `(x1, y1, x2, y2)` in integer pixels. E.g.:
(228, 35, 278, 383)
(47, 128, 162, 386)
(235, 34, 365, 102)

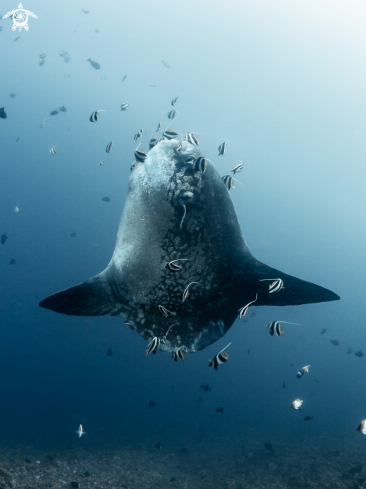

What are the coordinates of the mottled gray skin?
(40, 139, 339, 354)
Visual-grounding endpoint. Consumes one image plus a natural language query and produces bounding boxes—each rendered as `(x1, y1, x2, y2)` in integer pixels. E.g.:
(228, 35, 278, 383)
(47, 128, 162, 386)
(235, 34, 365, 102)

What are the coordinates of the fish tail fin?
(253, 260, 340, 306)
(39, 270, 120, 316)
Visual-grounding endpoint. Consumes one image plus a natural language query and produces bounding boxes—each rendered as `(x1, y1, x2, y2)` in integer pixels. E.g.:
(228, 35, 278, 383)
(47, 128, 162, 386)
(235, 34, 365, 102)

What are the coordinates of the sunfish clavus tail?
(39, 139, 339, 353)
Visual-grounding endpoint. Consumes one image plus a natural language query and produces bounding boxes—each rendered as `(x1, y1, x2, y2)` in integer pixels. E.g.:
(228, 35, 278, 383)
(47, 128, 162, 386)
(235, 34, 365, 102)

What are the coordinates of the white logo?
(3, 3, 38, 32)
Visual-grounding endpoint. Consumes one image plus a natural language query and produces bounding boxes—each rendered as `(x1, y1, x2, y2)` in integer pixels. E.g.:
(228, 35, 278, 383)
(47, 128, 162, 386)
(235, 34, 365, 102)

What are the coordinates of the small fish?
(1, 233, 8, 245)
(182, 282, 200, 303)
(222, 175, 234, 191)
(148, 401, 156, 407)
(139, 125, 146, 134)
(107, 347, 113, 356)
(89, 110, 104, 122)
(120, 102, 129, 111)
(156, 121, 161, 132)
(216, 407, 224, 414)
(330, 339, 339, 346)
(238, 294, 257, 319)
(194, 157, 208, 174)
(134, 132, 141, 141)
(155, 442, 162, 450)
(303, 416, 313, 421)
(168, 110, 176, 119)
(9, 258, 16, 265)
(260, 278, 284, 293)
(106, 141, 113, 153)
(283, 381, 286, 388)
(16, 137, 19, 142)
(149, 135, 158, 150)
(171, 96, 179, 106)
(0, 107, 7, 119)
(98, 159, 105, 166)
(122, 75, 127, 82)
(81, 9, 90, 13)
(135, 149, 147, 162)
(59, 51, 70, 63)
(185, 132, 200, 146)
(218, 141, 227, 156)
(50, 146, 57, 155)
(163, 128, 178, 140)
(70, 231, 76, 237)
(297, 365, 311, 378)
(172, 347, 186, 361)
(201, 384, 211, 391)
(264, 442, 274, 453)
(291, 399, 303, 410)
(347, 347, 353, 355)
(50, 109, 59, 116)
(58, 106, 66, 113)
(40, 119, 46, 128)
(39, 53, 46, 59)
(39, 59, 45, 66)
(9, 94, 16, 99)
(146, 337, 160, 355)
(75, 424, 85, 437)
(167, 258, 188, 272)
(355, 351, 364, 357)
(87, 58, 100, 70)
(158, 305, 176, 317)
(320, 328, 327, 335)
(15, 206, 19, 212)
(267, 320, 299, 336)
(231, 161, 244, 174)
(161, 60, 169, 68)
(102, 196, 111, 202)
(14, 36, 20, 42)
(357, 419, 366, 434)
(208, 342, 231, 370)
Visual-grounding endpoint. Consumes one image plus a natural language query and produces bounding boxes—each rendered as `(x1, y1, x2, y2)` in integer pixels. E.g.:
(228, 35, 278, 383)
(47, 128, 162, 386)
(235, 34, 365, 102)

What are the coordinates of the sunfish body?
(40, 140, 339, 353)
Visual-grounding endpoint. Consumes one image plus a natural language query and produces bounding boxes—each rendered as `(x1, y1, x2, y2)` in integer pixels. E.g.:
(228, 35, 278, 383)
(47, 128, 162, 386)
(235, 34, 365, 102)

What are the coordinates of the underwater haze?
(1, 0, 366, 487)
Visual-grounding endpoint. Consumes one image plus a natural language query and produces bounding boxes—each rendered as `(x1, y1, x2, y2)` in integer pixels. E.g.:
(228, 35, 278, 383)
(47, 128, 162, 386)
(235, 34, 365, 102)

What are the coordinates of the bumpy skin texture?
(40, 139, 339, 353)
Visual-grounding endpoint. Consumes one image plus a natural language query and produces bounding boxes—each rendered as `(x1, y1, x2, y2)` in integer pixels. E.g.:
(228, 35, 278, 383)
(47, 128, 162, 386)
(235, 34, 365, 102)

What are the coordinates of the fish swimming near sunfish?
(208, 342, 231, 370)
(297, 365, 311, 378)
(59, 51, 70, 63)
(291, 399, 303, 410)
(1, 233, 8, 245)
(106, 141, 113, 153)
(39, 138, 340, 356)
(357, 419, 366, 434)
(0, 107, 7, 119)
(87, 58, 100, 70)
(264, 442, 274, 453)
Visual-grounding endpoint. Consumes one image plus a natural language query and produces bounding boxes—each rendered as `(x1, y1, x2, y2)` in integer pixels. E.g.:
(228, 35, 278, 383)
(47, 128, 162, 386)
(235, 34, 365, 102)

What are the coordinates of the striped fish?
(135, 149, 147, 162)
(158, 305, 176, 317)
(120, 102, 129, 111)
(357, 419, 366, 434)
(231, 161, 243, 174)
(238, 294, 257, 319)
(146, 337, 160, 356)
(134, 132, 141, 141)
(171, 96, 179, 106)
(167, 259, 188, 272)
(156, 121, 161, 132)
(194, 157, 207, 174)
(89, 111, 100, 123)
(106, 141, 113, 153)
(208, 343, 231, 370)
(291, 399, 303, 410)
(267, 321, 284, 337)
(297, 365, 311, 378)
(149, 136, 158, 150)
(39, 53, 46, 59)
(49, 146, 57, 155)
(218, 141, 227, 156)
(222, 175, 234, 191)
(181, 282, 200, 303)
(259, 278, 284, 293)
(172, 347, 185, 361)
(176, 141, 183, 152)
(168, 110, 176, 119)
(185, 133, 200, 146)
(163, 129, 178, 140)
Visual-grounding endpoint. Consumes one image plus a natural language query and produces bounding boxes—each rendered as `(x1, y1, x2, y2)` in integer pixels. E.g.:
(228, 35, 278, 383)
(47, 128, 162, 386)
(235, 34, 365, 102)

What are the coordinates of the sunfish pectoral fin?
(254, 261, 340, 306)
(39, 271, 118, 316)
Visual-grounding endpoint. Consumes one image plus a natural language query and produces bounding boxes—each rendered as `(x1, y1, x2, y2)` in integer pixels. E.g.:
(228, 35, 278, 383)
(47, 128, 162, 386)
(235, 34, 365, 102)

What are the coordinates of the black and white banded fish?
(120, 102, 129, 111)
(194, 157, 207, 174)
(297, 365, 311, 378)
(134, 132, 141, 141)
(146, 337, 160, 356)
(267, 321, 299, 337)
(49, 146, 57, 155)
(182, 282, 200, 303)
(89, 109, 106, 123)
(172, 346, 186, 361)
(135, 149, 147, 162)
(222, 175, 234, 191)
(171, 95, 179, 106)
(218, 141, 228, 156)
(139, 124, 146, 134)
(176, 140, 183, 152)
(158, 305, 177, 317)
(161, 323, 179, 343)
(163, 128, 178, 140)
(185, 133, 200, 146)
(149, 136, 158, 150)
(238, 294, 258, 319)
(167, 259, 189, 272)
(231, 161, 243, 174)
(156, 121, 162, 132)
(291, 399, 303, 410)
(259, 278, 284, 293)
(208, 342, 232, 370)
(168, 110, 176, 119)
(357, 419, 366, 434)
(106, 141, 113, 153)
(39, 53, 46, 59)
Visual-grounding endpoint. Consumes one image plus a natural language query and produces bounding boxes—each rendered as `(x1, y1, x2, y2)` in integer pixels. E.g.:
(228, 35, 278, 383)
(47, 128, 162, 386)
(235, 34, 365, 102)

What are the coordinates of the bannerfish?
(208, 342, 231, 370)
(297, 365, 311, 378)
(102, 197, 111, 202)
(172, 347, 185, 361)
(149, 136, 158, 150)
(75, 424, 85, 437)
(87, 58, 100, 70)
(106, 141, 113, 153)
(146, 337, 160, 355)
(39, 139, 340, 356)
(171, 96, 179, 106)
(107, 347, 112, 356)
(1, 233, 8, 245)
(357, 419, 366, 434)
(231, 161, 243, 174)
(291, 399, 303, 410)
(267, 321, 299, 337)
(168, 110, 176, 119)
(50, 146, 57, 155)
(185, 133, 200, 146)
(218, 141, 227, 156)
(39, 53, 46, 59)
(0, 107, 7, 119)
(120, 102, 129, 111)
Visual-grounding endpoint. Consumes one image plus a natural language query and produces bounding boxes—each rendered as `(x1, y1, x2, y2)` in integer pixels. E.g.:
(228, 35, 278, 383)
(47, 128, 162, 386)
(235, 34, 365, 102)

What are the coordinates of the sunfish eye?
(178, 191, 194, 205)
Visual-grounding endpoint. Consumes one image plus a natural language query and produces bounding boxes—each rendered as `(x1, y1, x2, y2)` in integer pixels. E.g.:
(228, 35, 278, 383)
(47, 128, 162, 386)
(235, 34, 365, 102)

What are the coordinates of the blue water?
(1, 0, 366, 481)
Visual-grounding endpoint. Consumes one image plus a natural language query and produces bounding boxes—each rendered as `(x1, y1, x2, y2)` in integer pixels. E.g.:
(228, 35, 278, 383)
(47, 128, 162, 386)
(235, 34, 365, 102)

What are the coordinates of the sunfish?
(40, 139, 339, 354)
